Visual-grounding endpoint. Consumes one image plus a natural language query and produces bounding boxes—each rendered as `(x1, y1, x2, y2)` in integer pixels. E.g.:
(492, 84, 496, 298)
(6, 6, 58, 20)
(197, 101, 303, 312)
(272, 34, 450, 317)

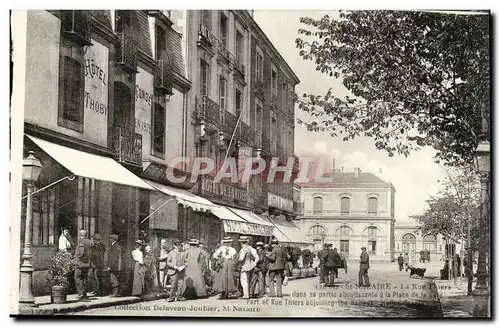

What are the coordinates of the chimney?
(332, 159, 336, 173)
(354, 167, 360, 178)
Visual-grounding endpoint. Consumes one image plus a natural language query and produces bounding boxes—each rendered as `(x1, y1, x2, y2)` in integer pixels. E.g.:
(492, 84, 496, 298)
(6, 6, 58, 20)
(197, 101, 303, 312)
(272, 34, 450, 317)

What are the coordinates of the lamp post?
(19, 151, 42, 306)
(320, 231, 326, 248)
(472, 140, 490, 297)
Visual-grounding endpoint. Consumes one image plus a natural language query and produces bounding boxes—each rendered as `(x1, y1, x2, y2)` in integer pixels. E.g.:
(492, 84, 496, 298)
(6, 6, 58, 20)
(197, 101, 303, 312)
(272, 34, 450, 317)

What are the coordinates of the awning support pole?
(140, 198, 176, 225)
(21, 175, 76, 200)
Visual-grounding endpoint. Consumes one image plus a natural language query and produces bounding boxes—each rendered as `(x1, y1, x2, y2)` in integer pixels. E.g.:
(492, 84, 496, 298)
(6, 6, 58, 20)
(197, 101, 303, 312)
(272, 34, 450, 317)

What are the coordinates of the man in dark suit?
(74, 230, 92, 300)
(254, 242, 268, 297)
(107, 234, 123, 297)
(90, 234, 106, 296)
(324, 245, 341, 286)
(318, 244, 328, 284)
(358, 247, 370, 287)
(153, 238, 169, 290)
(266, 239, 286, 297)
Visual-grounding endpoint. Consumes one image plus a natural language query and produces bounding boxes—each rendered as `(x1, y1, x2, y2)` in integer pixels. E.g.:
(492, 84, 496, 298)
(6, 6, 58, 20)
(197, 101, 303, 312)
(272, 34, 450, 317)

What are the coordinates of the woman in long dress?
(212, 237, 238, 299)
(143, 244, 158, 294)
(131, 240, 146, 296)
(183, 239, 208, 299)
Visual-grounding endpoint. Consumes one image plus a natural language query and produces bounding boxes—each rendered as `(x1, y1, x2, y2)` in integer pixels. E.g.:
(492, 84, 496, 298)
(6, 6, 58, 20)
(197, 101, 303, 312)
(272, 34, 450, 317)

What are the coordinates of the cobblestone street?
(74, 261, 442, 318)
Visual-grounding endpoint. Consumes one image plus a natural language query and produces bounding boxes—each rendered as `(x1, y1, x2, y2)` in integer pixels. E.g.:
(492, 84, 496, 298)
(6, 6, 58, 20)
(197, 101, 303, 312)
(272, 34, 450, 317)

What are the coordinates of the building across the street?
(296, 164, 396, 262)
(19, 9, 309, 297)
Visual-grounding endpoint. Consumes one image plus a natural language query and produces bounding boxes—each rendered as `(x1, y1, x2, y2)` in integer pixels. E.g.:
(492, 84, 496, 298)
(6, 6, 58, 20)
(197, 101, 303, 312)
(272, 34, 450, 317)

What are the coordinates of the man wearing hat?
(318, 243, 328, 284)
(108, 234, 122, 297)
(252, 241, 268, 297)
(166, 239, 185, 302)
(154, 239, 169, 290)
(74, 230, 92, 300)
(358, 246, 370, 287)
(238, 236, 258, 299)
(90, 234, 106, 296)
(266, 238, 286, 297)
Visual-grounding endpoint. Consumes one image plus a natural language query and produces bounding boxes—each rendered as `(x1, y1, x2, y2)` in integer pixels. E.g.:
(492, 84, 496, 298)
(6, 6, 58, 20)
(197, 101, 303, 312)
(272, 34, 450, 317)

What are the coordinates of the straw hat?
(188, 238, 199, 245)
(221, 236, 232, 244)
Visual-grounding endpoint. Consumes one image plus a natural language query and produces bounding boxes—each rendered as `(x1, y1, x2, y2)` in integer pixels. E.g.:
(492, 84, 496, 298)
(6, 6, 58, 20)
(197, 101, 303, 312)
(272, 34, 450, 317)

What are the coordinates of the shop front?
(22, 135, 155, 296)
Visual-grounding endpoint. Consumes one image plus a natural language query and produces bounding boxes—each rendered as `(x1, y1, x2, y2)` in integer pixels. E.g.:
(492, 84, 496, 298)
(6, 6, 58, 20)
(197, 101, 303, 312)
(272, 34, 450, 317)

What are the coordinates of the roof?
(298, 172, 392, 188)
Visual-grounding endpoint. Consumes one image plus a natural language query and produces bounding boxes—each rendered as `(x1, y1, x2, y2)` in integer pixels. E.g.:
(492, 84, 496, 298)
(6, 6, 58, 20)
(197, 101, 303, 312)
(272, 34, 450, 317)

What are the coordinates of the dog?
(408, 265, 426, 279)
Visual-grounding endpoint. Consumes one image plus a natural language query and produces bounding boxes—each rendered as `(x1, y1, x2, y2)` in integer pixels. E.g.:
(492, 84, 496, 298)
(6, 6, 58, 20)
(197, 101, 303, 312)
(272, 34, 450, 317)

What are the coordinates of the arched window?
(367, 226, 378, 254)
(310, 225, 326, 236)
(340, 197, 350, 215)
(313, 196, 323, 214)
(368, 197, 378, 215)
(402, 233, 417, 252)
(423, 234, 437, 252)
(338, 226, 352, 254)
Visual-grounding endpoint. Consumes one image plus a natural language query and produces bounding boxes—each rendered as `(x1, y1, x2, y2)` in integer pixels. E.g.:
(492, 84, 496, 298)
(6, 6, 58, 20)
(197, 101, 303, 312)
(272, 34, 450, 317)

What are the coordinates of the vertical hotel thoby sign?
(135, 67, 153, 161)
(84, 40, 109, 146)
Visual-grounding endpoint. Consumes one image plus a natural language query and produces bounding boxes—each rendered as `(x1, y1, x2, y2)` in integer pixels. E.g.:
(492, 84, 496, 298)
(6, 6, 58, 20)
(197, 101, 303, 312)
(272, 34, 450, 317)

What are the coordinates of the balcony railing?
(198, 24, 217, 48)
(61, 10, 92, 46)
(116, 33, 138, 73)
(232, 54, 245, 75)
(154, 59, 173, 95)
(109, 126, 142, 167)
(224, 110, 239, 135)
(240, 122, 253, 144)
(195, 95, 221, 126)
(217, 39, 232, 64)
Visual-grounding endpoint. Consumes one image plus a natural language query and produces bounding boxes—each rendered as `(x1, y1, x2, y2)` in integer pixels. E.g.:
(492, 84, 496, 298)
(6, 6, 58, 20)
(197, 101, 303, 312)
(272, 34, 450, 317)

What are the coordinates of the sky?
(253, 10, 448, 222)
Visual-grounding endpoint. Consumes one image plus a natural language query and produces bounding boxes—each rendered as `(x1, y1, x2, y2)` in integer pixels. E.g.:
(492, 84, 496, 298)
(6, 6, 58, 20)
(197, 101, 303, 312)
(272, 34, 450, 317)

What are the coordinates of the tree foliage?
(411, 166, 482, 250)
(295, 10, 490, 166)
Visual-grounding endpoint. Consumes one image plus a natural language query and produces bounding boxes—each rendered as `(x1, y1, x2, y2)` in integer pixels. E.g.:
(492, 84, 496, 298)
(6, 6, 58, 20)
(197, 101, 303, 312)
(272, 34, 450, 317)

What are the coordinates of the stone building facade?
(296, 167, 396, 261)
(18, 9, 303, 296)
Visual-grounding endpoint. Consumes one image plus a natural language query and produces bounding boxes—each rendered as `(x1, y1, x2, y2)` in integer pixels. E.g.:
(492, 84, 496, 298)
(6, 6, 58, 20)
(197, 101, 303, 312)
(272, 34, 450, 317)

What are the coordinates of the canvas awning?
(226, 207, 274, 236)
(265, 215, 313, 246)
(27, 135, 154, 190)
(144, 180, 218, 212)
(211, 206, 274, 236)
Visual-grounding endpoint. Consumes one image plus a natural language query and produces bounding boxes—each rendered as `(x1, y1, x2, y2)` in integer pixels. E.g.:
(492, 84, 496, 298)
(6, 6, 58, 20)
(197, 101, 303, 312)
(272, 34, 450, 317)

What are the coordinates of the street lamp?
(19, 151, 42, 306)
(320, 230, 326, 248)
(472, 140, 490, 297)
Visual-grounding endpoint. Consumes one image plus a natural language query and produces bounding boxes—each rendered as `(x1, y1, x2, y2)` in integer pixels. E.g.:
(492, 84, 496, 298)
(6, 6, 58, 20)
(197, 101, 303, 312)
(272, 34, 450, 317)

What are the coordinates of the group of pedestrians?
(317, 244, 370, 288)
(212, 236, 287, 299)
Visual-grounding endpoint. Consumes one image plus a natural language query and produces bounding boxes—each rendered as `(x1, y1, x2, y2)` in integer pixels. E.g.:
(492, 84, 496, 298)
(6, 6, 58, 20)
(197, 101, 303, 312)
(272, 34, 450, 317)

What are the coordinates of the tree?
(295, 10, 490, 166)
(411, 166, 482, 250)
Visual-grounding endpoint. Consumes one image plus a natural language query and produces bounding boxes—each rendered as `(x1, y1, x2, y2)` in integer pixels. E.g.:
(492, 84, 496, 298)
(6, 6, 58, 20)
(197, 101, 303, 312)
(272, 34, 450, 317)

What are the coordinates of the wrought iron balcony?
(195, 95, 221, 126)
(198, 24, 217, 48)
(240, 122, 253, 144)
(116, 33, 138, 73)
(154, 60, 173, 95)
(232, 54, 245, 76)
(61, 10, 92, 46)
(109, 126, 142, 167)
(217, 39, 232, 64)
(224, 110, 239, 135)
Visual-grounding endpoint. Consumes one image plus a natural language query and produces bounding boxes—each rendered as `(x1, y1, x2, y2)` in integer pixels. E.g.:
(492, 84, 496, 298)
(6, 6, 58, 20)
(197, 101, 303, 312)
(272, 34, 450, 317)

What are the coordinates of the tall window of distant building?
(235, 88, 242, 117)
(256, 47, 264, 82)
(201, 10, 211, 29)
(313, 196, 323, 214)
(271, 68, 278, 96)
(340, 196, 350, 215)
(368, 196, 378, 215)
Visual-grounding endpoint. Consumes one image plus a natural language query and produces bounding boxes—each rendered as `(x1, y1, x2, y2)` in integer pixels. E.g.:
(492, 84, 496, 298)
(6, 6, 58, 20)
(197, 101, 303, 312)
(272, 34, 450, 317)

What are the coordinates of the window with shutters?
(368, 196, 378, 215)
(236, 30, 244, 63)
(152, 103, 166, 158)
(340, 196, 350, 215)
(313, 196, 323, 214)
(219, 12, 228, 46)
(255, 47, 264, 82)
(58, 56, 85, 132)
(200, 59, 209, 96)
(219, 75, 227, 111)
(235, 88, 242, 117)
(201, 10, 211, 29)
(271, 68, 278, 97)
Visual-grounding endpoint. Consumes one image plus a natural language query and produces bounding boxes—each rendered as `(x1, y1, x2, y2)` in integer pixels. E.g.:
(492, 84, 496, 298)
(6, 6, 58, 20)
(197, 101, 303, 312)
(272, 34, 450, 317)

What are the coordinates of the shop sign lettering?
(268, 193, 293, 212)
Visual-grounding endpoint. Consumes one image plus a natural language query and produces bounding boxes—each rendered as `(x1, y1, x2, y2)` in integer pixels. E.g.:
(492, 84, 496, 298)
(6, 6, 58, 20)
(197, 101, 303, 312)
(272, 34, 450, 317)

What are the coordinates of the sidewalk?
(18, 275, 317, 315)
(18, 291, 170, 315)
(434, 278, 489, 318)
